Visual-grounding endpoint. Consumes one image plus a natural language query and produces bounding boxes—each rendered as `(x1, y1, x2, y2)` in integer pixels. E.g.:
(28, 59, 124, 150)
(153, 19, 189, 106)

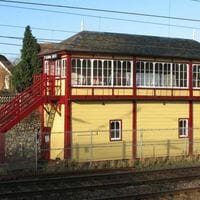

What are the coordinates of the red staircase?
(0, 74, 60, 133)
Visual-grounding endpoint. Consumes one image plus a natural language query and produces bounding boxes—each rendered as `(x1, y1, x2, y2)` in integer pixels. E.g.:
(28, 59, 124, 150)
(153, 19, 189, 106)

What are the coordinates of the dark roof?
(39, 31, 200, 60)
(0, 55, 13, 72)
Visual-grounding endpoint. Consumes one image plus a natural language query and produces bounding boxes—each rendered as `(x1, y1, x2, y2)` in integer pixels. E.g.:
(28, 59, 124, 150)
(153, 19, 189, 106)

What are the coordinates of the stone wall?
(0, 95, 15, 106)
(5, 111, 41, 161)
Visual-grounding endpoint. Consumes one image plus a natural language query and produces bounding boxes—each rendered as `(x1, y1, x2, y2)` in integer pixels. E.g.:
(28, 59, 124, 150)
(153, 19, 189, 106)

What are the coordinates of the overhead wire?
(0, 4, 175, 27)
(0, 24, 77, 34)
(0, 35, 62, 42)
(0, 42, 21, 46)
(1, 4, 200, 39)
(2, 4, 200, 34)
(0, 2, 200, 38)
(0, 0, 200, 23)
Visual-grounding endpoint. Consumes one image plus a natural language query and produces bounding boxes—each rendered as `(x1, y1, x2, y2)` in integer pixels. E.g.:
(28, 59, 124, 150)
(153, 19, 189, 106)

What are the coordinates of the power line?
(2, 4, 200, 33)
(0, 0, 200, 23)
(0, 35, 62, 42)
(0, 35, 23, 40)
(0, 42, 21, 46)
(0, 23, 77, 34)
(0, 4, 173, 26)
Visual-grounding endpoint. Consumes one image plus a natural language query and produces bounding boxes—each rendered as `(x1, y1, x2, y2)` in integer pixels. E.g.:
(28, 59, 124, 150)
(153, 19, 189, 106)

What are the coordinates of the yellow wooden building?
(36, 31, 200, 161)
(1, 31, 200, 162)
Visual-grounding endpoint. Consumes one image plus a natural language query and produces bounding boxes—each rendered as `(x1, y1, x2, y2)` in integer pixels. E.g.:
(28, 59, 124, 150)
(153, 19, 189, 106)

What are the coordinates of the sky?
(0, 0, 200, 61)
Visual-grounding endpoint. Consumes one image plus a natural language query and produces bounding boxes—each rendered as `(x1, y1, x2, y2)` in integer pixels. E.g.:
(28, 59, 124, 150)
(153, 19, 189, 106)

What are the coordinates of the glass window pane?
(179, 119, 188, 137)
(110, 120, 121, 140)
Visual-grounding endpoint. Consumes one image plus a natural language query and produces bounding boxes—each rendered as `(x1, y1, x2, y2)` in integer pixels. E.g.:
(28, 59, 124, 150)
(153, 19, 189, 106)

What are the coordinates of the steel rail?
(1, 172, 200, 198)
(96, 187, 200, 200)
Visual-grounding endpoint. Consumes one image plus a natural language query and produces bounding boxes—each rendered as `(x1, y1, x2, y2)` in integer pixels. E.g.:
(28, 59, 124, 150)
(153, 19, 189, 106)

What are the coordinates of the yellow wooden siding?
(50, 104, 65, 160)
(155, 90, 172, 96)
(94, 88, 112, 95)
(72, 88, 133, 96)
(137, 101, 189, 158)
(193, 102, 200, 154)
(60, 79, 65, 96)
(114, 89, 133, 95)
(173, 90, 189, 96)
(44, 104, 65, 160)
(193, 90, 200, 96)
(136, 89, 154, 96)
(137, 89, 189, 97)
(71, 101, 133, 161)
(71, 87, 190, 97)
(72, 88, 92, 95)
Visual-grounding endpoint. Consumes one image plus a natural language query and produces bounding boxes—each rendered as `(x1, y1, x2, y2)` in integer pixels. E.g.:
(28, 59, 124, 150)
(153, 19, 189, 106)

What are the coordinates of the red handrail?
(0, 74, 61, 133)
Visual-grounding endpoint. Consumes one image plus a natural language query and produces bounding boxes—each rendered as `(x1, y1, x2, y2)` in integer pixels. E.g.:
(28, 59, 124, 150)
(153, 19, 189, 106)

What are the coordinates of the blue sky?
(0, 0, 200, 60)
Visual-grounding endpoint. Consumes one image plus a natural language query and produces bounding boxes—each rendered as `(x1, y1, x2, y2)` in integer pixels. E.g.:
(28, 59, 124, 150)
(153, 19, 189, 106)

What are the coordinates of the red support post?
(64, 54, 72, 159)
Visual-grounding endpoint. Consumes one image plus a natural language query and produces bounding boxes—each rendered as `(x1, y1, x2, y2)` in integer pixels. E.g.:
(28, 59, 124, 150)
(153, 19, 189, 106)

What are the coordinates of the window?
(136, 61, 188, 88)
(113, 61, 122, 86)
(55, 60, 61, 77)
(193, 64, 200, 88)
(103, 60, 112, 86)
(178, 119, 188, 138)
(173, 64, 188, 87)
(61, 59, 66, 78)
(82, 60, 91, 85)
(71, 59, 81, 85)
(71, 59, 91, 85)
(122, 61, 132, 86)
(44, 60, 49, 75)
(136, 61, 145, 86)
(93, 60, 102, 86)
(44, 59, 66, 78)
(110, 120, 122, 141)
(163, 63, 171, 87)
(49, 60, 55, 76)
(71, 58, 132, 87)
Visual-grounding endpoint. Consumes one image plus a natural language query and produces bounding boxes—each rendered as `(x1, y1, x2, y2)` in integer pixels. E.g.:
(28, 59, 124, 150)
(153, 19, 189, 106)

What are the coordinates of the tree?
(12, 25, 41, 92)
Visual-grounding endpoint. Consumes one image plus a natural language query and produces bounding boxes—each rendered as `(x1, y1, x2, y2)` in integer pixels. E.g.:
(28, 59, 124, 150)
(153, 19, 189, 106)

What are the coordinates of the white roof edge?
(0, 61, 12, 75)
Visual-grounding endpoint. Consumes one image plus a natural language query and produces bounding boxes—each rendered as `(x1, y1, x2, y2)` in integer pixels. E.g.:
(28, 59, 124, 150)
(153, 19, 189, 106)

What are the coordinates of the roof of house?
(0, 55, 13, 73)
(39, 31, 200, 60)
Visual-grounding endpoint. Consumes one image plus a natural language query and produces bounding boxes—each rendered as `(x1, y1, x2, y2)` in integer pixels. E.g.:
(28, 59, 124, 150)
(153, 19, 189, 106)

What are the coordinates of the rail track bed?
(1, 166, 200, 199)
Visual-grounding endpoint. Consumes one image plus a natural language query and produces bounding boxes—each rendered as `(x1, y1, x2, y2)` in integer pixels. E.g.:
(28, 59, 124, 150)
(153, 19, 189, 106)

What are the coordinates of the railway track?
(1, 166, 200, 199)
(97, 187, 200, 199)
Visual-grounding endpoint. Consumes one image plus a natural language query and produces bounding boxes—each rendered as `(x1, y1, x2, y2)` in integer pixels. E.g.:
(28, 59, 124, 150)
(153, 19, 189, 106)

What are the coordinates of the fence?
(2, 128, 200, 173)
(41, 128, 200, 161)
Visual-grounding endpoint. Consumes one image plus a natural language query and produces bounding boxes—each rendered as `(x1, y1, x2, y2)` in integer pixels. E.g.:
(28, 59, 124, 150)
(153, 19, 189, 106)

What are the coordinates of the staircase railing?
(0, 74, 60, 133)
